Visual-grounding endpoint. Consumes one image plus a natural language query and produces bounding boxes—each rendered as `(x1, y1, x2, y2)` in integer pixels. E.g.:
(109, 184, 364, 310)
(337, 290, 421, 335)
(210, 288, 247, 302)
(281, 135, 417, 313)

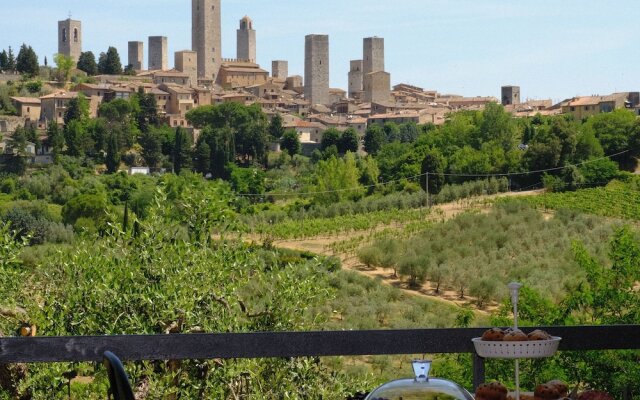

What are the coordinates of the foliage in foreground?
(0, 186, 371, 399)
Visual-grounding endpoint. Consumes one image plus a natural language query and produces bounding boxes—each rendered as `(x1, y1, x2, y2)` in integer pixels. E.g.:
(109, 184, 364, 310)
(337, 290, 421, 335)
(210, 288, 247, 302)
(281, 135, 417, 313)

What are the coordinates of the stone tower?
(192, 0, 222, 82)
(363, 37, 384, 75)
(348, 60, 363, 99)
(237, 16, 256, 62)
(58, 18, 82, 63)
(175, 50, 198, 87)
(502, 86, 521, 106)
(148, 36, 168, 71)
(272, 60, 288, 79)
(304, 34, 330, 106)
(128, 41, 144, 71)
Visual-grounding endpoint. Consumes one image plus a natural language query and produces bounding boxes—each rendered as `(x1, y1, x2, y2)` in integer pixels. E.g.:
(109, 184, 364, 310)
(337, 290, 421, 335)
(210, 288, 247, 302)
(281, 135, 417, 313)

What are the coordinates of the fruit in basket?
(534, 383, 562, 399)
(476, 382, 508, 400)
(545, 380, 568, 397)
(577, 391, 614, 400)
(481, 328, 505, 341)
(503, 328, 528, 341)
(528, 329, 552, 341)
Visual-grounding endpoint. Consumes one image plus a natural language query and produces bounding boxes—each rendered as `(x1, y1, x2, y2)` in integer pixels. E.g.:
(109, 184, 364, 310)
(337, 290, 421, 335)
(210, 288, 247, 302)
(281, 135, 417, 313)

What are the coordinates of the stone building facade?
(192, 0, 222, 82)
(304, 34, 330, 106)
(58, 18, 82, 62)
(348, 60, 364, 99)
(237, 16, 256, 62)
(128, 41, 144, 71)
(175, 50, 198, 87)
(364, 71, 391, 103)
(501, 86, 521, 106)
(272, 60, 288, 79)
(149, 36, 168, 71)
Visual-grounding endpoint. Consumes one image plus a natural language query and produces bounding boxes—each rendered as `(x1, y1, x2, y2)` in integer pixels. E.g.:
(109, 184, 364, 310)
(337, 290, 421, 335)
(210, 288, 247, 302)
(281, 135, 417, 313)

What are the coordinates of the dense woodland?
(1, 83, 640, 398)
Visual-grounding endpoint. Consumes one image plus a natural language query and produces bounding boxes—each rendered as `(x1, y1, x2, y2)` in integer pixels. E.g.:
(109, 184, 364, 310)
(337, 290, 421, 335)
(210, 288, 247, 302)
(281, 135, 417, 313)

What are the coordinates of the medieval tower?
(58, 18, 82, 63)
(272, 60, 288, 80)
(304, 34, 330, 106)
(175, 50, 198, 87)
(362, 36, 390, 103)
(148, 36, 168, 71)
(363, 37, 384, 75)
(501, 86, 521, 106)
(192, 0, 222, 82)
(348, 60, 364, 99)
(128, 41, 144, 71)
(237, 16, 256, 62)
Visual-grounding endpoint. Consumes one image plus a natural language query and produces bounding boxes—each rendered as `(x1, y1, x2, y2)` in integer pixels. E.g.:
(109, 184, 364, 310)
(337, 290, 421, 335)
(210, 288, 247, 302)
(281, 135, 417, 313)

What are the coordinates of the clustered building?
(4, 1, 639, 161)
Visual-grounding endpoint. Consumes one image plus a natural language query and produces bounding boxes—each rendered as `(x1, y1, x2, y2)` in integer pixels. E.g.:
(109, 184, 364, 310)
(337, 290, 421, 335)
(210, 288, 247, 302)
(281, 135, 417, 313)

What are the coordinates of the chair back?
(103, 351, 135, 400)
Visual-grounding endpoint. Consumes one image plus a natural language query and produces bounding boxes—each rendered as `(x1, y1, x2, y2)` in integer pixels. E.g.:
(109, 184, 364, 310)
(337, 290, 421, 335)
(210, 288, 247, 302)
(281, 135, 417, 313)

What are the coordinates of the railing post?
(472, 354, 485, 390)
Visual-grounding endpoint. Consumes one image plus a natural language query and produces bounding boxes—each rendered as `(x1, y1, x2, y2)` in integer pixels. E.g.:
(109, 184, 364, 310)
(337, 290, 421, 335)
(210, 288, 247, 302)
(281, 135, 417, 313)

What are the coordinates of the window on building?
(27, 107, 30, 113)
(74, 28, 78, 43)
(62, 28, 67, 43)
(570, 107, 575, 112)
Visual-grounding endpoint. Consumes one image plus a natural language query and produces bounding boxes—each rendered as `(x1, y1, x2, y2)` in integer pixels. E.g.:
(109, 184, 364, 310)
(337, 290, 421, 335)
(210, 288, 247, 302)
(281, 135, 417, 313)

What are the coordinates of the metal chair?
(103, 351, 135, 400)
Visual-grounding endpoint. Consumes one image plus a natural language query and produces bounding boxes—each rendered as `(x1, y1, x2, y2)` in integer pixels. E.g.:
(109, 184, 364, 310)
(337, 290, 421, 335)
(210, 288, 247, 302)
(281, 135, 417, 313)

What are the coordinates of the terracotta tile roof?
(40, 91, 79, 100)
(11, 97, 41, 104)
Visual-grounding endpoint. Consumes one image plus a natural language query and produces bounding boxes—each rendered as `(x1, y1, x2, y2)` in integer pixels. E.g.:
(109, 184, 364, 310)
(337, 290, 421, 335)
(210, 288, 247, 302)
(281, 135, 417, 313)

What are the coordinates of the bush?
(62, 193, 108, 226)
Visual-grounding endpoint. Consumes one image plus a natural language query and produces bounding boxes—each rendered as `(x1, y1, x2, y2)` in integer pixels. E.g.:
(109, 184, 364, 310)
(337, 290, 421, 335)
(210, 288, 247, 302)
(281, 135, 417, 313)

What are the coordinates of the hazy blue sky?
(2, 1, 638, 101)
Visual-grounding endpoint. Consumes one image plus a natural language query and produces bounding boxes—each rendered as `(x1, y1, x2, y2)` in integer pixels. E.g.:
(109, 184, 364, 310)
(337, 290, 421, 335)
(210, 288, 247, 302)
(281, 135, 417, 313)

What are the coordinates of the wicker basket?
(472, 337, 561, 359)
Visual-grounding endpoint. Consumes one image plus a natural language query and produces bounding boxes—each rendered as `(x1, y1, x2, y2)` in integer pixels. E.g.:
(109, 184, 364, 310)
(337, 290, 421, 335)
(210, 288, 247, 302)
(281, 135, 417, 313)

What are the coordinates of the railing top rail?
(1, 325, 639, 364)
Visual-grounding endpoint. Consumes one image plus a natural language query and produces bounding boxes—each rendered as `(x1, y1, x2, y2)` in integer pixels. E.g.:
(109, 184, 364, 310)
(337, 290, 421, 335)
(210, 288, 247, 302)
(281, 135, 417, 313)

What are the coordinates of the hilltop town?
(1, 0, 639, 163)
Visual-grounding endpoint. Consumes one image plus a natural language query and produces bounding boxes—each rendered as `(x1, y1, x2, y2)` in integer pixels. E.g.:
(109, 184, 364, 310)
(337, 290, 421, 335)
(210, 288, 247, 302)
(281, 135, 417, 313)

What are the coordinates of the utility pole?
(426, 171, 430, 209)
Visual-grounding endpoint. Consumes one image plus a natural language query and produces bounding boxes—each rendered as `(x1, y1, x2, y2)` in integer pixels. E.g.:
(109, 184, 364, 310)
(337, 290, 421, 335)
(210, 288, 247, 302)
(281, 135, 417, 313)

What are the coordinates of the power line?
(237, 149, 630, 198)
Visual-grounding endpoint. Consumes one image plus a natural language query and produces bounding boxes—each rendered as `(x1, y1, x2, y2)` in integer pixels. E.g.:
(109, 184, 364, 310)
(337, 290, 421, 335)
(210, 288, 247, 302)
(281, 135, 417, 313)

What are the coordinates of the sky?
(2, 0, 638, 102)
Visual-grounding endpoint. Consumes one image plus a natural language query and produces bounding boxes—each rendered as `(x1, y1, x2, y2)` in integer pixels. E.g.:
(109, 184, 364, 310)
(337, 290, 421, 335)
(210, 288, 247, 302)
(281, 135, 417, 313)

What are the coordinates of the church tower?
(58, 18, 82, 63)
(192, 0, 222, 83)
(236, 16, 256, 62)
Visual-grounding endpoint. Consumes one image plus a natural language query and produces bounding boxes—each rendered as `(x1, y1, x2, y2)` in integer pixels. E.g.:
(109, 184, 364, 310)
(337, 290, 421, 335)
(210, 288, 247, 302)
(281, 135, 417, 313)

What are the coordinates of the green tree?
(2, 127, 28, 175)
(187, 102, 268, 165)
(364, 124, 386, 155)
(173, 127, 192, 174)
(0, 50, 8, 71)
(105, 133, 120, 174)
(268, 113, 285, 139)
(383, 122, 400, 142)
(139, 127, 164, 169)
(321, 128, 341, 151)
(399, 122, 419, 143)
(46, 122, 65, 162)
(15, 44, 39, 76)
(339, 127, 360, 154)
(77, 51, 98, 75)
(229, 165, 265, 197)
(53, 53, 73, 82)
(314, 152, 363, 204)
(64, 94, 90, 125)
(194, 141, 211, 175)
(6, 46, 16, 72)
(61, 193, 108, 226)
(586, 109, 637, 169)
(63, 120, 88, 157)
(358, 155, 380, 192)
(97, 47, 122, 75)
(281, 129, 301, 157)
(421, 148, 446, 195)
(134, 87, 159, 131)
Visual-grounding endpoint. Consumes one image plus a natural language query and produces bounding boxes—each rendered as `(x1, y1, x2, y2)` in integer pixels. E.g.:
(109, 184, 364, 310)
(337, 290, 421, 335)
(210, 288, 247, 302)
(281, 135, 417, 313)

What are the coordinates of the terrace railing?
(1, 325, 639, 391)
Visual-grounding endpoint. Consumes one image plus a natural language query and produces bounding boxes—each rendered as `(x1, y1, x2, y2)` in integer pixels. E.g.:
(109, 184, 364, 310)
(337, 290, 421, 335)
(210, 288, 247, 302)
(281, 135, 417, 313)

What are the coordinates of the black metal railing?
(1, 325, 639, 390)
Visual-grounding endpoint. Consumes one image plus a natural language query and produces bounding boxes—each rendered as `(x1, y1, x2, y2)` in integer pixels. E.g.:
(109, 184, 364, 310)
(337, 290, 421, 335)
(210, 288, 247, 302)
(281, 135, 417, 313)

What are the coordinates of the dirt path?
(271, 190, 544, 315)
